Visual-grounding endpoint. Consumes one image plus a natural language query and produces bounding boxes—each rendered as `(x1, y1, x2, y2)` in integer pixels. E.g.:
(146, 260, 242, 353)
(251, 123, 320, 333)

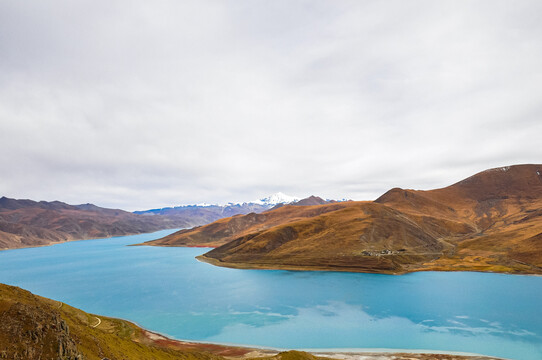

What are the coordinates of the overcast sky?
(1, 0, 541, 211)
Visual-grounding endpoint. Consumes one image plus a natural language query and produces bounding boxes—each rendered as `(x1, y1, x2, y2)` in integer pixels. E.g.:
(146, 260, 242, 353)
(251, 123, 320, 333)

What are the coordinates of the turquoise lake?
(0, 229, 541, 360)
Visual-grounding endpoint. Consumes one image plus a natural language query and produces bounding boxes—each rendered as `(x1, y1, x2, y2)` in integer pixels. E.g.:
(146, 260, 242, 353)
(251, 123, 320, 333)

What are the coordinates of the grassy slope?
(0, 283, 226, 360)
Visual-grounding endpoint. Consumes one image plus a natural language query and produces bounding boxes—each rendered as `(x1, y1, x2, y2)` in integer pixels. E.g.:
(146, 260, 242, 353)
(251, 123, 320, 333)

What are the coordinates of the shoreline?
(6, 230, 540, 277)
(56, 292, 506, 360)
(0, 227, 183, 252)
(138, 328, 506, 360)
(196, 254, 542, 277)
(136, 243, 218, 248)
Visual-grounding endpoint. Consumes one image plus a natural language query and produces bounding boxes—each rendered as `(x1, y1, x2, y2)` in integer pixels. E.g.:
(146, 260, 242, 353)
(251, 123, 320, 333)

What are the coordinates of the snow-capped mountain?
(133, 192, 328, 229)
(135, 192, 300, 218)
(252, 192, 300, 206)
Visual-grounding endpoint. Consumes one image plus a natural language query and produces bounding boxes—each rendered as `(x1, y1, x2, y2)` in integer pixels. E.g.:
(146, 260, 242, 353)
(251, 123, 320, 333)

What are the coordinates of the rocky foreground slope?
(145, 164, 542, 275)
(0, 283, 501, 360)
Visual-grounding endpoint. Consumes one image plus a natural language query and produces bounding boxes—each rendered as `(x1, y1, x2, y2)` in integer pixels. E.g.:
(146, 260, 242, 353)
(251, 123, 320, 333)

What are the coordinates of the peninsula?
(144, 164, 542, 275)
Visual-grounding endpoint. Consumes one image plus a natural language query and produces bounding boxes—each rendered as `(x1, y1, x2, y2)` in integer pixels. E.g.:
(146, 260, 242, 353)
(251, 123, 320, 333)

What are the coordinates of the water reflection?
(0, 231, 541, 360)
(208, 301, 542, 359)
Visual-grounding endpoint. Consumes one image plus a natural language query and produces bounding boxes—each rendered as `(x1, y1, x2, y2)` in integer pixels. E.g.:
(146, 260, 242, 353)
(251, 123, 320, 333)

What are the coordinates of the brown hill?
(134, 202, 273, 224)
(146, 164, 542, 275)
(144, 203, 350, 247)
(0, 197, 193, 250)
(292, 196, 329, 206)
(374, 165, 542, 272)
(197, 200, 475, 273)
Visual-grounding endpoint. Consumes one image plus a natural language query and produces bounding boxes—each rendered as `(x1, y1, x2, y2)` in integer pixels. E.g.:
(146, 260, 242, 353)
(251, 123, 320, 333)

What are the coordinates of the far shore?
(1, 227, 184, 252)
(7, 229, 540, 277)
(133, 243, 218, 248)
(196, 254, 542, 277)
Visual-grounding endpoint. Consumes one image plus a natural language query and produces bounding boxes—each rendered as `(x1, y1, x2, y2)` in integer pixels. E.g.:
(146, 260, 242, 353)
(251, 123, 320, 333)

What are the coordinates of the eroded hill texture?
(146, 164, 542, 275)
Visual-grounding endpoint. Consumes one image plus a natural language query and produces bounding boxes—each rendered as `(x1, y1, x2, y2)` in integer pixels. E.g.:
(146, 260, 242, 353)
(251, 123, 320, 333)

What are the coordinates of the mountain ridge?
(0, 198, 192, 250)
(0, 193, 334, 250)
(134, 192, 301, 213)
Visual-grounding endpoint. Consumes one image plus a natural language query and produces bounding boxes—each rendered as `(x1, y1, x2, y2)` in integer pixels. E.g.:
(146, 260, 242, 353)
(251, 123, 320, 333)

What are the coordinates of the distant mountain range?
(144, 164, 542, 275)
(134, 192, 299, 216)
(132, 192, 337, 230)
(0, 197, 186, 249)
(133, 192, 300, 219)
(134, 192, 305, 214)
(0, 192, 333, 250)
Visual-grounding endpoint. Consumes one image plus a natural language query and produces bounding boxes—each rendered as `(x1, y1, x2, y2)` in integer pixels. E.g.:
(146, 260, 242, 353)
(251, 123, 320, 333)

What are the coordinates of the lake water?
(0, 229, 541, 360)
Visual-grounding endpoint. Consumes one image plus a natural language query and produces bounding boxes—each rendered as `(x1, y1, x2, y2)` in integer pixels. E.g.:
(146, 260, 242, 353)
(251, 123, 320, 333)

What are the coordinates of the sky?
(1, 0, 541, 211)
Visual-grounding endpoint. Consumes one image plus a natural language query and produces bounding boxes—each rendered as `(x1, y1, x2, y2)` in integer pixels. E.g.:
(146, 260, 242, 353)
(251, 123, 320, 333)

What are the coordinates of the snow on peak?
(195, 202, 218, 207)
(252, 192, 299, 206)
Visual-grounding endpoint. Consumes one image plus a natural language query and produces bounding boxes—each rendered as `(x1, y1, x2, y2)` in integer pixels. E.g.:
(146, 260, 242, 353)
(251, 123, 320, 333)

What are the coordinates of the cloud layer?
(1, 0, 541, 210)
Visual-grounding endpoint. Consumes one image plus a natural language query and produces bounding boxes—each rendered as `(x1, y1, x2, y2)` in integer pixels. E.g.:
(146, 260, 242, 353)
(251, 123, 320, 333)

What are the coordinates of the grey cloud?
(1, 0, 541, 210)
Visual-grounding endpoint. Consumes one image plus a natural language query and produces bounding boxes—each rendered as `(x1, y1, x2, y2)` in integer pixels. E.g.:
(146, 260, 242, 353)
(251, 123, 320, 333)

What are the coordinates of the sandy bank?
(139, 329, 505, 360)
